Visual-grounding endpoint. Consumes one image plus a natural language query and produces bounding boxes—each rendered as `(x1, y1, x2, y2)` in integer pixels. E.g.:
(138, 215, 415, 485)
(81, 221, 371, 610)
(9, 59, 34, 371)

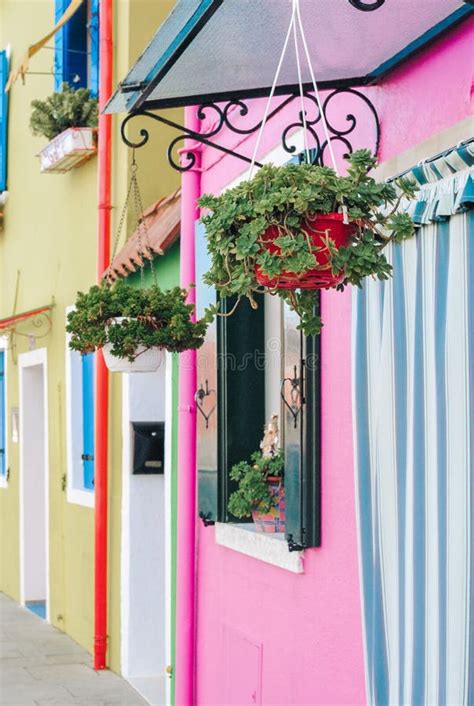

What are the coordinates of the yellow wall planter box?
(38, 128, 97, 173)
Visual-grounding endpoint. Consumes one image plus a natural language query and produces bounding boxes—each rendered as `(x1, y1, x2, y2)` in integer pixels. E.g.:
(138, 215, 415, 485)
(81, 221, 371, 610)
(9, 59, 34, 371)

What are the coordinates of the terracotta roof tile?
(104, 188, 181, 282)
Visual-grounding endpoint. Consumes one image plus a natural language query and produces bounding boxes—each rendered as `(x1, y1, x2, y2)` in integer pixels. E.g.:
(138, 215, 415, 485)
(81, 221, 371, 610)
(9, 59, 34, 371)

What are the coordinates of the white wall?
(122, 367, 166, 678)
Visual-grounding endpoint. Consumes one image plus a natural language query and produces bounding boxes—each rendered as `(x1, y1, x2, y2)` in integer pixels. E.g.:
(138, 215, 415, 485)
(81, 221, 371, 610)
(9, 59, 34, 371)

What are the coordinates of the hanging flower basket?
(255, 213, 356, 290)
(199, 150, 417, 337)
(252, 477, 286, 533)
(102, 318, 164, 373)
(67, 281, 208, 373)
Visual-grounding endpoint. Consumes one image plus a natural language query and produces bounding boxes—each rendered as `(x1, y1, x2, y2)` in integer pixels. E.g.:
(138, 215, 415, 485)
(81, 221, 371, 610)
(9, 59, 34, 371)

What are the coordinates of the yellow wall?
(0, 0, 180, 673)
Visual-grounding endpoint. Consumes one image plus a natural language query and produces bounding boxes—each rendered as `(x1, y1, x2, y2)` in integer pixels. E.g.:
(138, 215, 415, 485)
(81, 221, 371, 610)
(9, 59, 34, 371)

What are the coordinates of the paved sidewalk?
(0, 593, 148, 706)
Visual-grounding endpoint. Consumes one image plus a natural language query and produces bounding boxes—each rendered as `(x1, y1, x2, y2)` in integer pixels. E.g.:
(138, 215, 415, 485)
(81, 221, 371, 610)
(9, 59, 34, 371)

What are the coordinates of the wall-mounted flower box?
(37, 127, 97, 174)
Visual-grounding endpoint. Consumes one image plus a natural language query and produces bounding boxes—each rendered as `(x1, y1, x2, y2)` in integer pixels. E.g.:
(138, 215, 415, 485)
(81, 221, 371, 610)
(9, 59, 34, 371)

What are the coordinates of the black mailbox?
(132, 422, 165, 474)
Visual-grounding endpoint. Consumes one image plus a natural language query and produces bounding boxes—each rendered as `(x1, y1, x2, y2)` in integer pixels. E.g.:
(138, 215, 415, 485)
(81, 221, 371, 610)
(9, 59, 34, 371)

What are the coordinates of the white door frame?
(120, 353, 172, 701)
(19, 348, 50, 620)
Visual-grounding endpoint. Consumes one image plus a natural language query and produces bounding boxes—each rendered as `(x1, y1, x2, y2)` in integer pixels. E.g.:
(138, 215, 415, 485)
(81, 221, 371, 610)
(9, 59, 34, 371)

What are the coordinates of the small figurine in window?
(260, 414, 279, 458)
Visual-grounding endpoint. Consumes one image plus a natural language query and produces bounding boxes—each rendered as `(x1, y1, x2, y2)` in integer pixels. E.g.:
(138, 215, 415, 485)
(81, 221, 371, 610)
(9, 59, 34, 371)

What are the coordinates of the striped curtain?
(352, 200, 473, 701)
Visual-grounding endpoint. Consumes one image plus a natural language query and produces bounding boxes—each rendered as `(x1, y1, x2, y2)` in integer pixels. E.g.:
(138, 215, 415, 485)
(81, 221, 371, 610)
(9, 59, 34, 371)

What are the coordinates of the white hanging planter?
(37, 127, 97, 173)
(103, 317, 164, 373)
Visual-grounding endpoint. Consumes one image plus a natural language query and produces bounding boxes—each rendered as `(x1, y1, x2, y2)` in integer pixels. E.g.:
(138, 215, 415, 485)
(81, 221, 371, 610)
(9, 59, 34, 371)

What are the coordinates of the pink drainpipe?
(175, 106, 201, 706)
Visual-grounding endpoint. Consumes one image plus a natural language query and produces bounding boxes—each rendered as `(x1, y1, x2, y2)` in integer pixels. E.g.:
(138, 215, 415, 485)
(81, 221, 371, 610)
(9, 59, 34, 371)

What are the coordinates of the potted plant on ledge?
(199, 150, 417, 336)
(66, 280, 208, 373)
(30, 83, 98, 173)
(228, 415, 285, 533)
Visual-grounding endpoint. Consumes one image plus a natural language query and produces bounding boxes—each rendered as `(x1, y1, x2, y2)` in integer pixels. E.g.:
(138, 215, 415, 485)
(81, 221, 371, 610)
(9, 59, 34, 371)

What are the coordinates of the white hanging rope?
(293, 0, 340, 176)
(292, 4, 310, 164)
(249, 0, 342, 182)
(249, 0, 297, 178)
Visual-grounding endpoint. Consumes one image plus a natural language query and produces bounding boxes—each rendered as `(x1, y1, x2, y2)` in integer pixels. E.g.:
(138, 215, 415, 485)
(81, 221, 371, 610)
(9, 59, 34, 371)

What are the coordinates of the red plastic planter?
(255, 212, 356, 290)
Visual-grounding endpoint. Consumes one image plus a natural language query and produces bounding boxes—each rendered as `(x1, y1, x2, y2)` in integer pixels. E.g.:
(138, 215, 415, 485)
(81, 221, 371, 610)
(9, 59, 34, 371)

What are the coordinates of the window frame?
(65, 306, 95, 508)
(197, 137, 322, 558)
(54, 0, 99, 96)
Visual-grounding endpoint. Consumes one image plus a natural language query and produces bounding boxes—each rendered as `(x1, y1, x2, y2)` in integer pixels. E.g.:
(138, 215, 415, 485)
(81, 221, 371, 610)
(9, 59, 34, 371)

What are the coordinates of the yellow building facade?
(0, 0, 179, 678)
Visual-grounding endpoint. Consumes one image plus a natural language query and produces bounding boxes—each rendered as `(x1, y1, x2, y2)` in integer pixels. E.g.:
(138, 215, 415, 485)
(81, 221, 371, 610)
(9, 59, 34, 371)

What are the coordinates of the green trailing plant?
(199, 149, 417, 336)
(228, 450, 284, 519)
(67, 280, 208, 361)
(30, 83, 98, 141)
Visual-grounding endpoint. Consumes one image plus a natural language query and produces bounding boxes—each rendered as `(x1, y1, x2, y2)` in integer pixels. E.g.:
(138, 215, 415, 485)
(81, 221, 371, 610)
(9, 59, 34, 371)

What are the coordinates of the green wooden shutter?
(0, 50, 9, 192)
(217, 295, 265, 522)
(283, 296, 321, 550)
(195, 217, 266, 524)
(196, 221, 219, 523)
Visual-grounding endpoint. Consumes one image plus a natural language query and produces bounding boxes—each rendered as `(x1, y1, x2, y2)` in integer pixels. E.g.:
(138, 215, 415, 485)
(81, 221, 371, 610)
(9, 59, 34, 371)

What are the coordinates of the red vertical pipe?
(175, 108, 201, 705)
(94, 0, 113, 671)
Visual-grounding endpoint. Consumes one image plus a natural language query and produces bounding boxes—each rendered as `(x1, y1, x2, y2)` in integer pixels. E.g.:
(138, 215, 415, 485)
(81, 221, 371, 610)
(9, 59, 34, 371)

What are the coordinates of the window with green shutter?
(196, 248, 322, 549)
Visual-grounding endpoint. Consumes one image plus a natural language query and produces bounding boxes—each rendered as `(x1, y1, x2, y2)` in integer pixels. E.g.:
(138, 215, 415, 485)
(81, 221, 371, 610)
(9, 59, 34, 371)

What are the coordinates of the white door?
(19, 349, 49, 618)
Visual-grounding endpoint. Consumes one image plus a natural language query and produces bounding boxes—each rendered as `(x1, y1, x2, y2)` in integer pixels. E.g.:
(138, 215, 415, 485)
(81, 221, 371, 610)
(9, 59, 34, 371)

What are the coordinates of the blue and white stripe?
(353, 146, 473, 705)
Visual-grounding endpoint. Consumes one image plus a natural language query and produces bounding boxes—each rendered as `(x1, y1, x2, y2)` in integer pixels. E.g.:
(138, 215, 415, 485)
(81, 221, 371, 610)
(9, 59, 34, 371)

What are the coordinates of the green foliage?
(227, 450, 284, 519)
(66, 280, 208, 360)
(30, 83, 98, 141)
(199, 150, 417, 335)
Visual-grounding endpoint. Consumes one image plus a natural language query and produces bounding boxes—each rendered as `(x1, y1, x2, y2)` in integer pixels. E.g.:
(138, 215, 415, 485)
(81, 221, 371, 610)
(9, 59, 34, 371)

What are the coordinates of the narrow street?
(0, 594, 148, 706)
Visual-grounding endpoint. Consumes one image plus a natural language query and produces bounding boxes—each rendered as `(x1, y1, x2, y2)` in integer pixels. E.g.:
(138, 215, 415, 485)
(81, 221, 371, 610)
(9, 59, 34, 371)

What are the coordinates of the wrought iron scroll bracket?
(349, 0, 385, 10)
(120, 88, 380, 172)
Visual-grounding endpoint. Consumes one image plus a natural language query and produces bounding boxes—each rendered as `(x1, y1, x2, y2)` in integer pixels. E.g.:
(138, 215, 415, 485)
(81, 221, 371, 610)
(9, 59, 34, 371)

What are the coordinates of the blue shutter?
(0, 50, 8, 192)
(89, 0, 100, 97)
(55, 0, 88, 90)
(54, 0, 67, 91)
(0, 351, 5, 477)
(81, 352, 95, 490)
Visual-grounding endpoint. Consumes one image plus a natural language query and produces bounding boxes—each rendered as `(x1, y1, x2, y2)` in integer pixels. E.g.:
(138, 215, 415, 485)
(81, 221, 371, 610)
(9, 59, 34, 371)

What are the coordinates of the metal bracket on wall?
(195, 380, 217, 430)
(287, 532, 306, 553)
(281, 365, 302, 430)
(199, 511, 216, 527)
(120, 88, 380, 172)
(348, 0, 385, 10)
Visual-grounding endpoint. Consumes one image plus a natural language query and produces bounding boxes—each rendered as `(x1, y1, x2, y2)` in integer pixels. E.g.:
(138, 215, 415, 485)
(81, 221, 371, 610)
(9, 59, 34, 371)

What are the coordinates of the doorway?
(121, 358, 171, 705)
(19, 349, 49, 620)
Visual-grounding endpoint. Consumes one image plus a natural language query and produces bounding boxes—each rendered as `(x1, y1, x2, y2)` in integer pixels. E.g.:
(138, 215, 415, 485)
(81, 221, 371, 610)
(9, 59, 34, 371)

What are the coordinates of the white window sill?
(215, 522, 304, 574)
(67, 487, 94, 508)
(0, 476, 8, 489)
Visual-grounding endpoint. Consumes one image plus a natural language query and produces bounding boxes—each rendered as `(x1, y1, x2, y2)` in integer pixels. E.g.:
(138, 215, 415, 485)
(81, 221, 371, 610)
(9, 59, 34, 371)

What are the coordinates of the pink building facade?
(192, 17, 474, 706)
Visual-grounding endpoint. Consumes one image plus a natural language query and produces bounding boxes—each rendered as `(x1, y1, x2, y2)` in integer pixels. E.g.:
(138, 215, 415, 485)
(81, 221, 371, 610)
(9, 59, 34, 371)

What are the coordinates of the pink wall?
(194, 18, 473, 706)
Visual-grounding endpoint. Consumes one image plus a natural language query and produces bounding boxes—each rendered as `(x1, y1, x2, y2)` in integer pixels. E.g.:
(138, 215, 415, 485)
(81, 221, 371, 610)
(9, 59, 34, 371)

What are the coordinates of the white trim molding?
(215, 523, 304, 574)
